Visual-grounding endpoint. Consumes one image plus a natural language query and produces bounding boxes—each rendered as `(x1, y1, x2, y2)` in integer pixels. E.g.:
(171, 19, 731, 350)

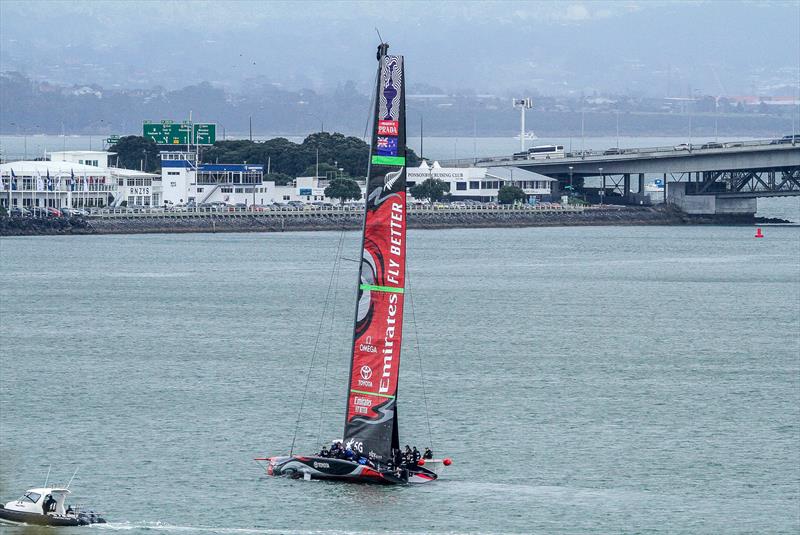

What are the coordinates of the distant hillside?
(1, 72, 794, 138)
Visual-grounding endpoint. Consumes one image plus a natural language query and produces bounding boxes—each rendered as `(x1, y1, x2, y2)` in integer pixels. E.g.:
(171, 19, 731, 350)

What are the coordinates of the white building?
(48, 150, 113, 168)
(1, 160, 115, 209)
(160, 151, 364, 206)
(0, 151, 160, 210)
(407, 161, 557, 203)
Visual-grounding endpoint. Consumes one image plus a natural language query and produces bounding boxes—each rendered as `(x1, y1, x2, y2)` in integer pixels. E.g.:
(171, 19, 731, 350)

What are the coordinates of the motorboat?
(0, 487, 106, 526)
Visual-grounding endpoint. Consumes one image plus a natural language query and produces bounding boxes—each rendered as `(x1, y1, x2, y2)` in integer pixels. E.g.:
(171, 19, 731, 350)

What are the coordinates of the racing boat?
(0, 487, 106, 526)
(256, 43, 450, 485)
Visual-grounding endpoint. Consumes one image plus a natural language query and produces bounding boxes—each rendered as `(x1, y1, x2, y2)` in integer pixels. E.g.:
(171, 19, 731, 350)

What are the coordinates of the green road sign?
(142, 122, 216, 145)
(106, 135, 120, 144)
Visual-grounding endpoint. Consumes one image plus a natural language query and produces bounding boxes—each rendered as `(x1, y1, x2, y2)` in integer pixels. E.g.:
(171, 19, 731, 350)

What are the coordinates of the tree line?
(111, 132, 420, 181)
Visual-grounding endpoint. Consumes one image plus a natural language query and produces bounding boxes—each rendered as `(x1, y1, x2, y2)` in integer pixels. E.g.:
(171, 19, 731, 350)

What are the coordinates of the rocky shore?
(0, 206, 789, 237)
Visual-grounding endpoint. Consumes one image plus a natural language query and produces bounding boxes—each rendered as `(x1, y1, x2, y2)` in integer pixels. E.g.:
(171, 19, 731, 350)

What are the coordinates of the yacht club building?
(407, 161, 557, 203)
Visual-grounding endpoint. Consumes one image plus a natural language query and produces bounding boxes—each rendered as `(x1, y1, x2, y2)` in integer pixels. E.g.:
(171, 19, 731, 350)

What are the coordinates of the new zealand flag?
(376, 136, 398, 156)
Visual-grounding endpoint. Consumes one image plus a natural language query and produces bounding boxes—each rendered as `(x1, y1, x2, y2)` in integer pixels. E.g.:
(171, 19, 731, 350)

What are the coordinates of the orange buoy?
(755, 227, 764, 239)
(443, 458, 452, 466)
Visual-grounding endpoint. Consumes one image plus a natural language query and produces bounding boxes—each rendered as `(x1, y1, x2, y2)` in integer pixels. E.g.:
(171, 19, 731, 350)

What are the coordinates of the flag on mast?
(11, 169, 17, 190)
(36, 171, 44, 192)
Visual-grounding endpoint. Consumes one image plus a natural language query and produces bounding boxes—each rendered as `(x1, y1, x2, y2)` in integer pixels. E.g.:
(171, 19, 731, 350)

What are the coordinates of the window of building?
(456, 182, 467, 191)
(235, 187, 244, 193)
(283, 195, 290, 201)
(469, 181, 480, 189)
(221, 187, 233, 193)
(197, 188, 204, 193)
(167, 171, 180, 176)
(170, 182, 177, 187)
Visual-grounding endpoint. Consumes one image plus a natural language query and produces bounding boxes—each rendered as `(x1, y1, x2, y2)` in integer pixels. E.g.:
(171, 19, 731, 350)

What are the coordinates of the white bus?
(528, 145, 565, 159)
(512, 145, 566, 161)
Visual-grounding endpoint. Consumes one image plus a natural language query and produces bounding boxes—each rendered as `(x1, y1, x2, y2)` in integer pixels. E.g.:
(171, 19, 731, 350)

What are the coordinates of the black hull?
(265, 455, 437, 484)
(0, 505, 106, 526)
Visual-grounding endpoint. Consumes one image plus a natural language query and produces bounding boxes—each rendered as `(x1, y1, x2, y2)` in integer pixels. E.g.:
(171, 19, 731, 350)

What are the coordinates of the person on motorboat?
(423, 447, 433, 460)
(42, 494, 55, 515)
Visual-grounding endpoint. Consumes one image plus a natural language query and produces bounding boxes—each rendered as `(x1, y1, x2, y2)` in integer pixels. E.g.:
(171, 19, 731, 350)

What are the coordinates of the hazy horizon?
(1, 0, 798, 98)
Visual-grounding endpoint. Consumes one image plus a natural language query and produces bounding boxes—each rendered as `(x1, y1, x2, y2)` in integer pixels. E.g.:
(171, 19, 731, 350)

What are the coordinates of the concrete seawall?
(1, 205, 777, 237)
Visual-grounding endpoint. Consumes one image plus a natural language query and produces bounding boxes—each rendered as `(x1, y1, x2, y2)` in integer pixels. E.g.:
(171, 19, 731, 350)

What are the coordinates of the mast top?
(376, 42, 389, 60)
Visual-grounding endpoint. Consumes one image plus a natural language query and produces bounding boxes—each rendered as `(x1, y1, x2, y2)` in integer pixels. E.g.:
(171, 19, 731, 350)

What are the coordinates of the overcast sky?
(1, 0, 798, 97)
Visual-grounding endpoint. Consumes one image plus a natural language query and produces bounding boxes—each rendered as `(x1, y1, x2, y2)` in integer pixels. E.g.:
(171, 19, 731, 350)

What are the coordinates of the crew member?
(412, 446, 421, 463)
(423, 447, 433, 459)
(42, 495, 55, 515)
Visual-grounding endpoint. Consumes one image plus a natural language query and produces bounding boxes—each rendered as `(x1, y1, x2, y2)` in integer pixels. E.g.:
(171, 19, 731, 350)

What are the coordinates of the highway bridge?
(442, 138, 800, 215)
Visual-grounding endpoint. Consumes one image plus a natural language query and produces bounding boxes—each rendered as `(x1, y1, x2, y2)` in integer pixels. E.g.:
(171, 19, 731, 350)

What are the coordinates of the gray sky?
(1, 0, 798, 96)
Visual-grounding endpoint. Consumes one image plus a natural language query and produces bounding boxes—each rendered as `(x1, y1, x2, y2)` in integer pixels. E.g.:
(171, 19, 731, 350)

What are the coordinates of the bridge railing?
(437, 137, 790, 168)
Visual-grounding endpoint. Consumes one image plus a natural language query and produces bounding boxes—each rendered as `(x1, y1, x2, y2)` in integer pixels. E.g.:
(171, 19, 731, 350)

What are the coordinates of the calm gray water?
(1, 226, 799, 534)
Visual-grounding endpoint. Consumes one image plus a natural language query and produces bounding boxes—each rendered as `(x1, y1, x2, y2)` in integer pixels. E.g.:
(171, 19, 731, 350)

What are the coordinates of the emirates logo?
(360, 366, 373, 380)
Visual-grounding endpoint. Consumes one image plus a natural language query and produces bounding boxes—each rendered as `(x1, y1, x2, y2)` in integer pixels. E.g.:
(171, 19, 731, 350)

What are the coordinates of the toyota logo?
(360, 366, 372, 380)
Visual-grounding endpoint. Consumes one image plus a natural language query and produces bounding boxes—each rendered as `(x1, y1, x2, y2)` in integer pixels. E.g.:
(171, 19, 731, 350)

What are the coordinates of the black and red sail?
(342, 48, 407, 464)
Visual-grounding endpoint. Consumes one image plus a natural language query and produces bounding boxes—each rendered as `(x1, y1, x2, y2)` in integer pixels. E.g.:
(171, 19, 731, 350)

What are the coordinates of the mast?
(342, 43, 408, 465)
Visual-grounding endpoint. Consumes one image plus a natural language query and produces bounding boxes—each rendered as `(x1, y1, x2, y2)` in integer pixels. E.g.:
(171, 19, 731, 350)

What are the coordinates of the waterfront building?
(408, 161, 557, 203)
(49, 150, 112, 168)
(160, 151, 366, 206)
(0, 152, 160, 209)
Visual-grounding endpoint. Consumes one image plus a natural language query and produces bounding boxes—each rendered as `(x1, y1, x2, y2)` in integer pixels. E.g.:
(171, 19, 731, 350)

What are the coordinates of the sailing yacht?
(256, 43, 449, 485)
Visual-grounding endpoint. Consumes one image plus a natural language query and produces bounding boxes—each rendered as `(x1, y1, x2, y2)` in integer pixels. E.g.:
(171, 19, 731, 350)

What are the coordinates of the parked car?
(29, 207, 50, 218)
(603, 147, 623, 155)
(9, 207, 31, 217)
(673, 143, 692, 151)
(45, 207, 62, 217)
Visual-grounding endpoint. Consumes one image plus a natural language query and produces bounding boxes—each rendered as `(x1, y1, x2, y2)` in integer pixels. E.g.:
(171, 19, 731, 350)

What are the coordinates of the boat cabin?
(4, 487, 70, 516)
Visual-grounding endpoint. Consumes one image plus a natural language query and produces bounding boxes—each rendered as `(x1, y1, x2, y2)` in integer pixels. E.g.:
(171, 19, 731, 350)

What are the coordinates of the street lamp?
(512, 98, 532, 152)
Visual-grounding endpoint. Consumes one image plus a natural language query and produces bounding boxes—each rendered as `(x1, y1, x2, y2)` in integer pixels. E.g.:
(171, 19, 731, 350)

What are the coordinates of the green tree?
(111, 136, 160, 172)
(324, 178, 362, 204)
(410, 178, 449, 202)
(497, 184, 526, 205)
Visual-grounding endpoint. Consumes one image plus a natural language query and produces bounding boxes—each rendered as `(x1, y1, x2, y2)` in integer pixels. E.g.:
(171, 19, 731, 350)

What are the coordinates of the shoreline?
(0, 206, 792, 237)
(0, 205, 792, 236)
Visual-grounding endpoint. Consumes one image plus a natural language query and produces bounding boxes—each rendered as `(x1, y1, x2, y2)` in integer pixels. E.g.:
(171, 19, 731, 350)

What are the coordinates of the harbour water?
(1, 226, 798, 533)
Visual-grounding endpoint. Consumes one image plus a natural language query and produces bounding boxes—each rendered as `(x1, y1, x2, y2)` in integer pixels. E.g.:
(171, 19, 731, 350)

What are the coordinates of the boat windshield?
(20, 492, 41, 503)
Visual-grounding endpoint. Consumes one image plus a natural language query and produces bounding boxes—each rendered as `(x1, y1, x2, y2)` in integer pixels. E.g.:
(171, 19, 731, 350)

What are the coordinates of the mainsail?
(343, 45, 407, 464)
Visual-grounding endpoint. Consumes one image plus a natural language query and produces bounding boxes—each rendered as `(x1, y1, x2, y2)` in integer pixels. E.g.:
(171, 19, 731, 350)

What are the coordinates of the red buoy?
(417, 459, 425, 466)
(443, 458, 452, 466)
(755, 228, 764, 239)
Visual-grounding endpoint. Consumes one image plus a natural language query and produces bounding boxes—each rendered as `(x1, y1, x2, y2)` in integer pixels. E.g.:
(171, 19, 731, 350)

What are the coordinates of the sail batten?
(342, 48, 407, 465)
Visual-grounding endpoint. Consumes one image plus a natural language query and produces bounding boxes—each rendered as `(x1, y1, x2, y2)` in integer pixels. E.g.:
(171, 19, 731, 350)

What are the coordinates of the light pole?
(512, 98, 532, 152)
(599, 167, 604, 205)
(568, 165, 574, 200)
